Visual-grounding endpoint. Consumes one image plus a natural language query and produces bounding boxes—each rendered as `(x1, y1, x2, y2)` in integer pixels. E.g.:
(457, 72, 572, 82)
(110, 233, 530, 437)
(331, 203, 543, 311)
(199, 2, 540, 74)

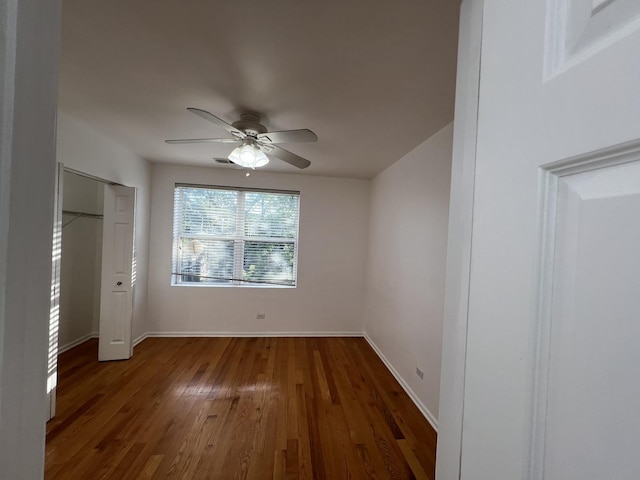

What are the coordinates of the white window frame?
(172, 184, 300, 288)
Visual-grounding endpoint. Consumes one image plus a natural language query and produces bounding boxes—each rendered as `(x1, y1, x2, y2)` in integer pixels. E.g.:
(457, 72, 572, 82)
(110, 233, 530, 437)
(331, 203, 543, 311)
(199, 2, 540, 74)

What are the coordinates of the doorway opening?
(48, 166, 137, 422)
(59, 170, 105, 356)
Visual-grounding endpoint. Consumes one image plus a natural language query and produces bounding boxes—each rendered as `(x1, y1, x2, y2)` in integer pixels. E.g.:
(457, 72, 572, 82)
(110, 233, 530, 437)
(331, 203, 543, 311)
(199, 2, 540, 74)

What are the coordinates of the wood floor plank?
(397, 440, 431, 480)
(46, 337, 437, 479)
(137, 455, 164, 480)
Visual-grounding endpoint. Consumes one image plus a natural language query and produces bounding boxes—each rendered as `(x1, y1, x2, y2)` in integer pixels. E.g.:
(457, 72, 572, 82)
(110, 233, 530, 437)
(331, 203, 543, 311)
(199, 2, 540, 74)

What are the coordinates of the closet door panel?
(99, 185, 135, 361)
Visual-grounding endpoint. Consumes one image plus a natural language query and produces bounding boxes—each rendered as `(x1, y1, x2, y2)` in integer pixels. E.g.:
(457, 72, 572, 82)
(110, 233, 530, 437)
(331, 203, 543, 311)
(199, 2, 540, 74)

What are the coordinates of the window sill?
(170, 282, 296, 289)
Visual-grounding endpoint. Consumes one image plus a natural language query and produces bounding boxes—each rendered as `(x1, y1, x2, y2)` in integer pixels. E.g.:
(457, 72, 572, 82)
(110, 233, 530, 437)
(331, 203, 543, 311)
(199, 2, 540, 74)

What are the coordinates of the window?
(172, 184, 300, 287)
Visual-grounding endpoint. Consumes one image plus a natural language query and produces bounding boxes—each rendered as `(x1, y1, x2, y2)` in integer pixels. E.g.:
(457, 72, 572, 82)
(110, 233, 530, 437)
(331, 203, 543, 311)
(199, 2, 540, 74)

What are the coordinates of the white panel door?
(99, 185, 135, 361)
(442, 1, 640, 479)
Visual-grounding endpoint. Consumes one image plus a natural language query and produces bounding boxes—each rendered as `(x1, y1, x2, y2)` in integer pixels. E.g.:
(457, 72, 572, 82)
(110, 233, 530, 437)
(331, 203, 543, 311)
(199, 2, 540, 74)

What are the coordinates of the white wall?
(0, 0, 60, 476)
(56, 112, 151, 340)
(59, 172, 104, 348)
(147, 164, 370, 335)
(364, 123, 453, 428)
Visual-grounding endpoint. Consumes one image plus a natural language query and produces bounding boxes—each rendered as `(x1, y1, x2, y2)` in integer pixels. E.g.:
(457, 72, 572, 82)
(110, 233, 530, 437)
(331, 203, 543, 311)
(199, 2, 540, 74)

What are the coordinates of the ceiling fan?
(165, 108, 317, 169)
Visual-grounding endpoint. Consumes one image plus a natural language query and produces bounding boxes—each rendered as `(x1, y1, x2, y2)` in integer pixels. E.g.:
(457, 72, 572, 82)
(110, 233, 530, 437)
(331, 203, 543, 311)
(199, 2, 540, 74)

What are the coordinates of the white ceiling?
(59, 0, 459, 179)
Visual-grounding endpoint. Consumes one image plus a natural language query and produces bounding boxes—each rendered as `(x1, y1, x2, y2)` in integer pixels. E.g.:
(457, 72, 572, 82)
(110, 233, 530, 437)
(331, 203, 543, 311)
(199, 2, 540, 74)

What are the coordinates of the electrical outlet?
(256, 313, 266, 320)
(416, 367, 424, 379)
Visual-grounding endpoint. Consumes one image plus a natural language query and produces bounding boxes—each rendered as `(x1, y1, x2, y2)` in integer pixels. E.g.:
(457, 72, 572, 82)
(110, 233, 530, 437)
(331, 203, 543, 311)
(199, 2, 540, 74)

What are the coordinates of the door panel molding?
(530, 139, 640, 479)
(545, 0, 640, 78)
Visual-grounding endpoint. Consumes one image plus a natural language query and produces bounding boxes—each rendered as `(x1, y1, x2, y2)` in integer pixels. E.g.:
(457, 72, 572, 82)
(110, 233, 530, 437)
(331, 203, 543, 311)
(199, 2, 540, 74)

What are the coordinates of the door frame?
(47, 162, 65, 420)
(436, 1, 483, 479)
(1, 0, 61, 476)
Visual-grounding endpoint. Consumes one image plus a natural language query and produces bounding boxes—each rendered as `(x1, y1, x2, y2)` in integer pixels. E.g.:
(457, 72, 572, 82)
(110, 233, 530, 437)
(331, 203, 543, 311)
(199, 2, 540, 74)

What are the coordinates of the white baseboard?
(140, 331, 363, 339)
(133, 333, 148, 347)
(363, 332, 439, 432)
(58, 332, 99, 354)
(60, 333, 152, 352)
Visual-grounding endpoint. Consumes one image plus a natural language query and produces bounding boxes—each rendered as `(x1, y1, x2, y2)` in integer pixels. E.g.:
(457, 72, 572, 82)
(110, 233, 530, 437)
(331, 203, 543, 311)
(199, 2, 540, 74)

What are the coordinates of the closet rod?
(62, 209, 104, 229)
(63, 209, 103, 219)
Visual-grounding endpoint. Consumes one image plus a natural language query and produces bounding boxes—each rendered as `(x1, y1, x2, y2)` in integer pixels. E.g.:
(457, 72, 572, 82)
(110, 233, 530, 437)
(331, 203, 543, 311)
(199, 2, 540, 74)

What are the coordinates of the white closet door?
(99, 185, 135, 361)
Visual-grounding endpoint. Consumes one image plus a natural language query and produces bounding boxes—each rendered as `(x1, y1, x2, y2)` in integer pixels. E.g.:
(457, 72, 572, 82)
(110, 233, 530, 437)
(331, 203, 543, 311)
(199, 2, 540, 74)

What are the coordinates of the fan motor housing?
(232, 113, 267, 137)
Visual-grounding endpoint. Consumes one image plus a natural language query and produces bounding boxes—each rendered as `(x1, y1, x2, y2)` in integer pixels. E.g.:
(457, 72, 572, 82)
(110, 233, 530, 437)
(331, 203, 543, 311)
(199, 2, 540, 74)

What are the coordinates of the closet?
(59, 171, 104, 353)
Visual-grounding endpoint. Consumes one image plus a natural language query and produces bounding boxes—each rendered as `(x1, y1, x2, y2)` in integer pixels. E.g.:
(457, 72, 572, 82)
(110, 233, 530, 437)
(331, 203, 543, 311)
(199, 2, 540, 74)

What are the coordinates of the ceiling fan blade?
(187, 108, 246, 138)
(264, 145, 311, 169)
(165, 138, 240, 144)
(257, 129, 318, 144)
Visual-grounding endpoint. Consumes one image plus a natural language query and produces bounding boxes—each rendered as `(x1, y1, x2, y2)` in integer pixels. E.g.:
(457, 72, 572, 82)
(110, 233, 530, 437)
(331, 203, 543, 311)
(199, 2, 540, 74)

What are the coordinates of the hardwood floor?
(46, 337, 437, 479)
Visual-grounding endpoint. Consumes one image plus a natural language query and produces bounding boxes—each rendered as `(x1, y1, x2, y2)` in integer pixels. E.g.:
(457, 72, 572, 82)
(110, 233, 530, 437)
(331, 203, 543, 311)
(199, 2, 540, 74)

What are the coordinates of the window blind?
(172, 184, 300, 287)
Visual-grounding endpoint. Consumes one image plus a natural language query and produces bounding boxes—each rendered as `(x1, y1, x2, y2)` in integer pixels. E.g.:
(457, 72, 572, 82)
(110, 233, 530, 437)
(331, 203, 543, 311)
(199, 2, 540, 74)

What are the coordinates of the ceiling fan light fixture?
(228, 143, 269, 169)
(167, 108, 312, 169)
(253, 149, 269, 168)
